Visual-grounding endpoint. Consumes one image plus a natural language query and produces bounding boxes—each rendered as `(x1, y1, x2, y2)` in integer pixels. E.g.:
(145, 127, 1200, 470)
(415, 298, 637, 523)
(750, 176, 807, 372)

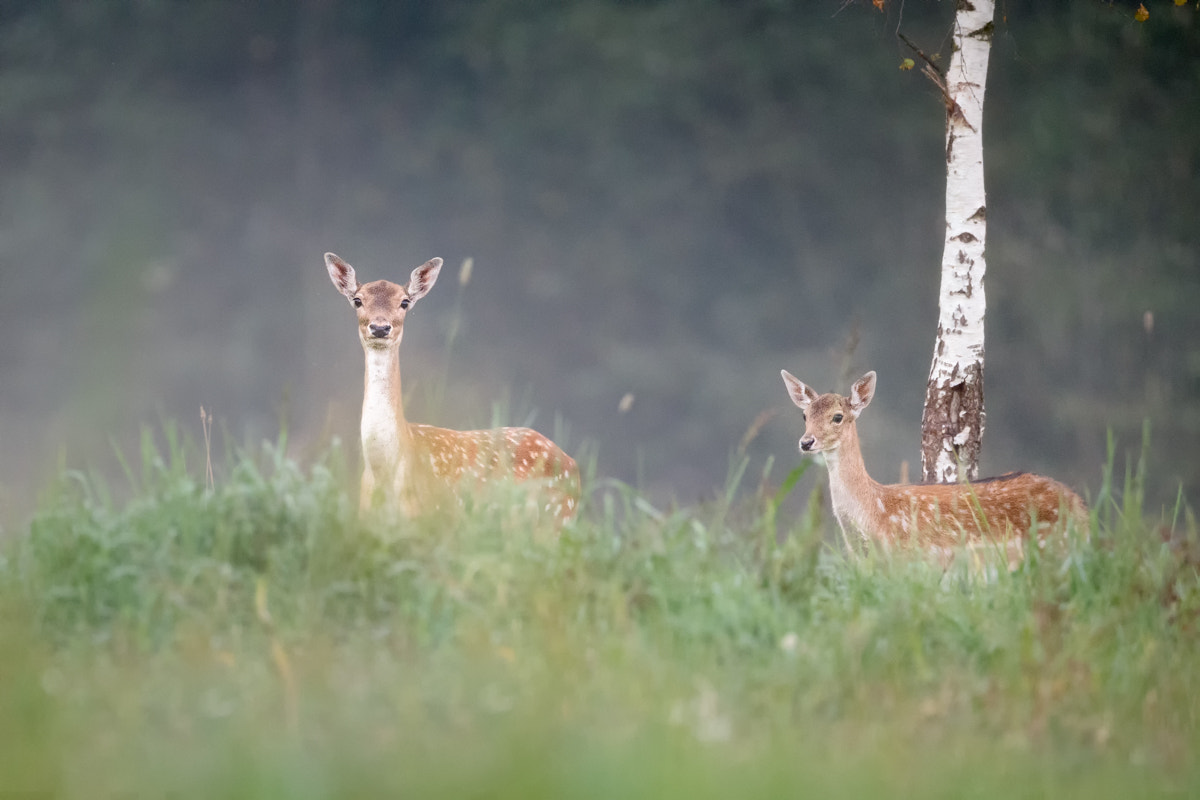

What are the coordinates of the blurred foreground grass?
(0, 427, 1197, 798)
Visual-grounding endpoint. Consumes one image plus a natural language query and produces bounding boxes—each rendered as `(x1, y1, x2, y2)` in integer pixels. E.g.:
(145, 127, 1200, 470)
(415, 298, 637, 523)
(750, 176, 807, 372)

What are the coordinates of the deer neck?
(361, 345, 412, 476)
(822, 426, 885, 538)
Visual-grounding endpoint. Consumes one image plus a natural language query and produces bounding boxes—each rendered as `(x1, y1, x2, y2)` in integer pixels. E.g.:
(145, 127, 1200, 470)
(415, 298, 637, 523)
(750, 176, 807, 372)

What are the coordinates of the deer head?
(325, 252, 443, 351)
(781, 370, 876, 454)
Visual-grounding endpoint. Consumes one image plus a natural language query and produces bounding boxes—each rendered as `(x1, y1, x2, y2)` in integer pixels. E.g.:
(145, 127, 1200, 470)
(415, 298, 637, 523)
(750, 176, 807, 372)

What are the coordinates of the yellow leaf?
(872, 0, 885, 10)
(1175, 0, 1186, 6)
(1135, 3, 1149, 21)
(900, 58, 915, 71)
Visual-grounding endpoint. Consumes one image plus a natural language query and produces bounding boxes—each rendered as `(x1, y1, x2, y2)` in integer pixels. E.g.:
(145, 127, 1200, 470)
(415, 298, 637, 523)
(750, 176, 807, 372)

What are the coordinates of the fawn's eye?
(400, 298, 411, 310)
(353, 297, 363, 308)
(832, 413, 844, 423)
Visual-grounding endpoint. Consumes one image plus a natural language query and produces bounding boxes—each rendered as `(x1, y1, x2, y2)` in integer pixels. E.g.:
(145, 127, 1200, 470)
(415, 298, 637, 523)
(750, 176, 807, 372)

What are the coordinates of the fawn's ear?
(781, 370, 819, 411)
(849, 371, 877, 417)
(325, 253, 359, 300)
(405, 257, 443, 304)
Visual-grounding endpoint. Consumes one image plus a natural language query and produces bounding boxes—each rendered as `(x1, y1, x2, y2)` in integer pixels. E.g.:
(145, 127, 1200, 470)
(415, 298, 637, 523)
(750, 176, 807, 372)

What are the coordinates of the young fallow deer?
(781, 370, 1087, 563)
(326, 252, 580, 523)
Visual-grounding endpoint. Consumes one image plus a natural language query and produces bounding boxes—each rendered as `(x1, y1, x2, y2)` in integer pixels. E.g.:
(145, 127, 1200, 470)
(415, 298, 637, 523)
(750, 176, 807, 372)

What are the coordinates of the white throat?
(818, 442, 877, 542)
(361, 346, 406, 475)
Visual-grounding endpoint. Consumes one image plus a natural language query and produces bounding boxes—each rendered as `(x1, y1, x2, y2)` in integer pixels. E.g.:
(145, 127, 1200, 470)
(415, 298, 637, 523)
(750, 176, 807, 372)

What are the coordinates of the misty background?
(1, 0, 1197, 529)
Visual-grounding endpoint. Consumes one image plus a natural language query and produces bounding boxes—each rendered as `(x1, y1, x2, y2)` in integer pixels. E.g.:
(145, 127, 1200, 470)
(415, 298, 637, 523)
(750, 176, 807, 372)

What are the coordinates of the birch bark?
(920, 0, 995, 484)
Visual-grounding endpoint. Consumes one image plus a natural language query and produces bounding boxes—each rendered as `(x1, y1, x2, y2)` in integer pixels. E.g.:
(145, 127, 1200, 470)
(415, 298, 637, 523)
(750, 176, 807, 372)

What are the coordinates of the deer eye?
(832, 413, 844, 423)
(352, 297, 363, 308)
(400, 298, 411, 310)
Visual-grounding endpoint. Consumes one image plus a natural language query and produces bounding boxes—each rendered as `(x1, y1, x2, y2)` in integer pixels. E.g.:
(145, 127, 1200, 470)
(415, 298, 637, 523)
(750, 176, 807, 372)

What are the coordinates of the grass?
(0, 424, 1197, 798)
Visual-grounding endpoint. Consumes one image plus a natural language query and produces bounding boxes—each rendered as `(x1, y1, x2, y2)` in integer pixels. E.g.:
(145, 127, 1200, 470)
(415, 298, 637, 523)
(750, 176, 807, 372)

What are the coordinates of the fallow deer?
(326, 252, 579, 523)
(781, 370, 1087, 561)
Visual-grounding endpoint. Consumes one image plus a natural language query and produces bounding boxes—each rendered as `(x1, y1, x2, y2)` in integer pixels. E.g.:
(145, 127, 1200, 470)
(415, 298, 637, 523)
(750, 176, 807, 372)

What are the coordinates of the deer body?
(328, 253, 579, 522)
(781, 370, 1087, 555)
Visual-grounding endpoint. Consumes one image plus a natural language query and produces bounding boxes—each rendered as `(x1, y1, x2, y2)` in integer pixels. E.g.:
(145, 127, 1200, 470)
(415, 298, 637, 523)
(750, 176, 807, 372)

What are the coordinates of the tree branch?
(898, 31, 973, 132)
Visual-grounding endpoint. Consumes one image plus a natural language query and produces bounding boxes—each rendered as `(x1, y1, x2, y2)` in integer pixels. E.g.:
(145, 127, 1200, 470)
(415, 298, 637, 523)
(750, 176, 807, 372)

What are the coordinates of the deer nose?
(368, 323, 392, 338)
(800, 436, 816, 452)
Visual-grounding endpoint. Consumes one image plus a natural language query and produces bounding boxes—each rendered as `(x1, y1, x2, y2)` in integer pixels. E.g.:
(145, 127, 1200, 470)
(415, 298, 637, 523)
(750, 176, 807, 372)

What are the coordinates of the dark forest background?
(1, 0, 1197, 527)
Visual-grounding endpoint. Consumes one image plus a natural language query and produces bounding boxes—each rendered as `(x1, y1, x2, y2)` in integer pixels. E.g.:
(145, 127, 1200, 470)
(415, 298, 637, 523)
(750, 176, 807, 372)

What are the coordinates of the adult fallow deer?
(327, 252, 579, 523)
(781, 369, 1087, 562)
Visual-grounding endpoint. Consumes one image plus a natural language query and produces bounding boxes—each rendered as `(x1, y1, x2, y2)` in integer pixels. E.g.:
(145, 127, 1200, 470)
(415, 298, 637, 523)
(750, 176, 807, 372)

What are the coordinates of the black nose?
(369, 323, 391, 338)
(800, 436, 815, 452)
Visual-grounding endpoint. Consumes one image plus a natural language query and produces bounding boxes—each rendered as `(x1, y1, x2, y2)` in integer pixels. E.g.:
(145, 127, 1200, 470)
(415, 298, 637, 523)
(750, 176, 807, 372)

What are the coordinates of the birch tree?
(917, 0, 995, 483)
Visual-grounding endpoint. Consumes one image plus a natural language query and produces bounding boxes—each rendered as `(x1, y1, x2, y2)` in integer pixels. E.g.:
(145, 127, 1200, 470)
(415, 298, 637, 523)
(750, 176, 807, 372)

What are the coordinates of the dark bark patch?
(949, 102, 975, 133)
(920, 360, 986, 482)
(969, 21, 994, 42)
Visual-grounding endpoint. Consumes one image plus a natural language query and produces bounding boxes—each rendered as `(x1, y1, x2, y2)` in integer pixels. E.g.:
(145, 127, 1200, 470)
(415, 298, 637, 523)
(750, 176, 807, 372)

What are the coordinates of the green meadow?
(0, 427, 1196, 798)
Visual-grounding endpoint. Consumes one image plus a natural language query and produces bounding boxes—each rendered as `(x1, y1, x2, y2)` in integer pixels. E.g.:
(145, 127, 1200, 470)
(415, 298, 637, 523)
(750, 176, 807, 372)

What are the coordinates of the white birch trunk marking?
(925, 0, 995, 483)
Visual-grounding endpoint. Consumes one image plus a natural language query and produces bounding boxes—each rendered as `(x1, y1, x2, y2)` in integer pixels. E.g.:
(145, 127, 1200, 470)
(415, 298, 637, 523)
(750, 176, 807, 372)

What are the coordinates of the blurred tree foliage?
(0, 0, 1196, 515)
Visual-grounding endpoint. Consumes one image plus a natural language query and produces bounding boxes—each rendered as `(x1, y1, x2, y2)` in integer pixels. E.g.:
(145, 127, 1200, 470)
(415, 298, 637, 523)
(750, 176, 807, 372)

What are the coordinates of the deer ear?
(325, 253, 359, 300)
(849, 371, 876, 417)
(781, 370, 818, 411)
(406, 257, 443, 304)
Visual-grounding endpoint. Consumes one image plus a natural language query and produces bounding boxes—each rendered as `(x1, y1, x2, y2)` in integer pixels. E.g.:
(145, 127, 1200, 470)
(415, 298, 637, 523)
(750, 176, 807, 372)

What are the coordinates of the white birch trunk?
(920, 0, 995, 484)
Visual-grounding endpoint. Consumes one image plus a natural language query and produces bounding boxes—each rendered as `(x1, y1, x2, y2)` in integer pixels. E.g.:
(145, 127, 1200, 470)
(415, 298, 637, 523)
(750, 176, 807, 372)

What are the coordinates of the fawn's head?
(326, 253, 443, 350)
(781, 370, 876, 454)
